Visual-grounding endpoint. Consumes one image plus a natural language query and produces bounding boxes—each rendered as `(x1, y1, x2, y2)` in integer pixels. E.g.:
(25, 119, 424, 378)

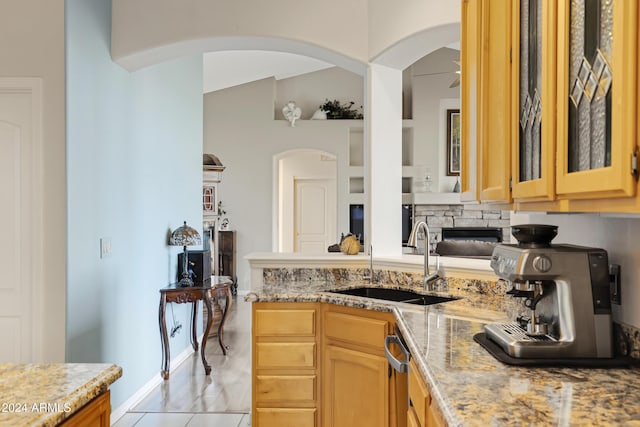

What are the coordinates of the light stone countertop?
(248, 280, 640, 426)
(0, 363, 122, 427)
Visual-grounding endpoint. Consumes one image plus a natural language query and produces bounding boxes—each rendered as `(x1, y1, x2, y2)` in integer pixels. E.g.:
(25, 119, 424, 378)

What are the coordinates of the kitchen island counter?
(0, 363, 122, 427)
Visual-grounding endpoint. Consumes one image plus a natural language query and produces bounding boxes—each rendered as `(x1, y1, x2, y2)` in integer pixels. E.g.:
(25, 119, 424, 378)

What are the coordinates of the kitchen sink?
(327, 287, 458, 306)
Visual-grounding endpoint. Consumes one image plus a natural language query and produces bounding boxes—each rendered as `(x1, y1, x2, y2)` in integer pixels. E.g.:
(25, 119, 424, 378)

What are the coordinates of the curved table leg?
(200, 289, 213, 375)
(159, 294, 170, 380)
(190, 300, 199, 352)
(217, 285, 232, 355)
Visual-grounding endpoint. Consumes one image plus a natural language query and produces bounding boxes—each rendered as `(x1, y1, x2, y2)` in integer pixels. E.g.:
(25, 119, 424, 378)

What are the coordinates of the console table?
(158, 277, 233, 380)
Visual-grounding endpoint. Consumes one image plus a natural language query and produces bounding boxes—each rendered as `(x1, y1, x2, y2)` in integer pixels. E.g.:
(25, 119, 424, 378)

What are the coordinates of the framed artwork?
(446, 109, 461, 176)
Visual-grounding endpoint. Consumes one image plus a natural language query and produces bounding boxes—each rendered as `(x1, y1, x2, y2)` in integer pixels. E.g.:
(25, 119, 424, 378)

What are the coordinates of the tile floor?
(113, 412, 250, 427)
(113, 295, 252, 427)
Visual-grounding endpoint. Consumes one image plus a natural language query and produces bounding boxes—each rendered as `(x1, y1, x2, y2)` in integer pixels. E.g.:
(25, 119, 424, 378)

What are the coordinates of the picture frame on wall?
(446, 109, 461, 176)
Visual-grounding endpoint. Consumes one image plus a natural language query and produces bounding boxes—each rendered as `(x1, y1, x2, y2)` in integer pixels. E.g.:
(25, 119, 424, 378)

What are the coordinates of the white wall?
(369, 1, 460, 67)
(204, 75, 361, 291)
(1, 0, 66, 361)
(111, 0, 369, 71)
(510, 212, 640, 329)
(409, 47, 461, 193)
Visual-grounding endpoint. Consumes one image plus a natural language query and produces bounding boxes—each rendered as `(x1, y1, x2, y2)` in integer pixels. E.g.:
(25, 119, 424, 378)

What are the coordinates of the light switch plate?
(100, 237, 112, 258)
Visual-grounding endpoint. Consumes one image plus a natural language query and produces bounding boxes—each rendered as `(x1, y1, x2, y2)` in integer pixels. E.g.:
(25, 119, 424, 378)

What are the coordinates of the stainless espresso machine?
(484, 224, 613, 359)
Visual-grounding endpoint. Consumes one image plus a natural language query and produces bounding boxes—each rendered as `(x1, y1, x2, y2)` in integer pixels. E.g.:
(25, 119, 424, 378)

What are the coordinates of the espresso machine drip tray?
(490, 323, 555, 342)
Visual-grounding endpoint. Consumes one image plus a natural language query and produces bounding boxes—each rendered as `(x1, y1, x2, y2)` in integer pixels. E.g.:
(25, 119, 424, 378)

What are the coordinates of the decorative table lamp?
(169, 221, 202, 287)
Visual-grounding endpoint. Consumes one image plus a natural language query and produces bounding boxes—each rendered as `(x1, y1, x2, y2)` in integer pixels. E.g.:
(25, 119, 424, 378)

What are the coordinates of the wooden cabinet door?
(555, 0, 638, 199)
(461, 0, 482, 202)
(60, 391, 110, 427)
(407, 407, 421, 427)
(511, 0, 558, 202)
(479, 0, 514, 203)
(322, 344, 389, 427)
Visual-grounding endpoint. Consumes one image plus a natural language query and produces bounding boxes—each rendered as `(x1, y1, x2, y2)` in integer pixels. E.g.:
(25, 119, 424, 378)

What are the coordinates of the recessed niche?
(402, 128, 413, 166)
(349, 129, 364, 166)
(402, 177, 412, 194)
(350, 177, 364, 194)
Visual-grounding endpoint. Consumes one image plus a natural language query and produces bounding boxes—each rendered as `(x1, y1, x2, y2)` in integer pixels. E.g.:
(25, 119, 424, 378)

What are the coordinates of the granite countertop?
(0, 363, 122, 427)
(248, 280, 640, 426)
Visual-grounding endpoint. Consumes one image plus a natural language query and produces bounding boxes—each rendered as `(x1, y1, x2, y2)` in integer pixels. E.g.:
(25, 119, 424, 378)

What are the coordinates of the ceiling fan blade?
(449, 76, 460, 88)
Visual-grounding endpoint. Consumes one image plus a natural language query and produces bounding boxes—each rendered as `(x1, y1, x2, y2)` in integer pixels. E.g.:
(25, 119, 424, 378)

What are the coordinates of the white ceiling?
(202, 50, 334, 94)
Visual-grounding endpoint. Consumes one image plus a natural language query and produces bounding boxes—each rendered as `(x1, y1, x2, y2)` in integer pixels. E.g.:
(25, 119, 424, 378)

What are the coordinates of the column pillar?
(365, 64, 403, 256)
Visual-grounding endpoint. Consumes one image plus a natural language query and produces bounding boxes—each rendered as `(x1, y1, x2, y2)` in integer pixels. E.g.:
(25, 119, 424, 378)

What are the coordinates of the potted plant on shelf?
(319, 99, 364, 119)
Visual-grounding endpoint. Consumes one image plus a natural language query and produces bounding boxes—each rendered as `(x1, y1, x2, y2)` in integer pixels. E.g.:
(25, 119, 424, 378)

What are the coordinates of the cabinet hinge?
(509, 177, 513, 191)
(632, 149, 639, 181)
(509, 48, 512, 64)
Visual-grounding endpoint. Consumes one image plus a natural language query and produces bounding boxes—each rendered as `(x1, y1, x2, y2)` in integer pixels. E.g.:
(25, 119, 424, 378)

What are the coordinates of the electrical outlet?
(100, 238, 112, 258)
(609, 264, 621, 305)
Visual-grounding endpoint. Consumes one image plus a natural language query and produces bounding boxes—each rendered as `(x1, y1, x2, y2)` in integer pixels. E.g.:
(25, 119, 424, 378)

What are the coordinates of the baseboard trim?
(110, 341, 198, 425)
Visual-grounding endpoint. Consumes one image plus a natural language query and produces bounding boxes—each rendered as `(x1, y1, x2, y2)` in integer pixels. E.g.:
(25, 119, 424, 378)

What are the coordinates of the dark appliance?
(177, 250, 212, 285)
(349, 204, 365, 245)
(441, 227, 502, 242)
(349, 204, 413, 247)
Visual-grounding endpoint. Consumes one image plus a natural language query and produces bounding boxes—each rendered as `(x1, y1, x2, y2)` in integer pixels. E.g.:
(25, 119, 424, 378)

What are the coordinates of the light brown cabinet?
(252, 302, 320, 427)
(251, 302, 405, 427)
(407, 359, 445, 427)
(462, 0, 640, 212)
(323, 344, 389, 427)
(322, 305, 396, 427)
(461, 0, 514, 204)
(60, 391, 110, 427)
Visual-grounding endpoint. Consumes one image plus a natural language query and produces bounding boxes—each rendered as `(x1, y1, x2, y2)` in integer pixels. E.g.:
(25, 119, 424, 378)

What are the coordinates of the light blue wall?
(65, 0, 203, 408)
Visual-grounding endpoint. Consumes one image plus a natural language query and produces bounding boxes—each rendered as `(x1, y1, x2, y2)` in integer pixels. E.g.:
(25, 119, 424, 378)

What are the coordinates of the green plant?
(319, 99, 364, 119)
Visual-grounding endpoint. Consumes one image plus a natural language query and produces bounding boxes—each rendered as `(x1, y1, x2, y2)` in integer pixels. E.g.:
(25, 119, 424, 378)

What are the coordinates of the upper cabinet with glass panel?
(512, 0, 557, 201)
(461, 0, 639, 211)
(555, 0, 637, 199)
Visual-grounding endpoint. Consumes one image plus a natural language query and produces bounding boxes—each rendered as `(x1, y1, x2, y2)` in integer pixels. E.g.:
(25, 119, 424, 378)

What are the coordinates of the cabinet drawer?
(255, 309, 316, 336)
(255, 408, 316, 427)
(408, 359, 430, 427)
(324, 311, 388, 349)
(256, 343, 316, 369)
(256, 375, 316, 402)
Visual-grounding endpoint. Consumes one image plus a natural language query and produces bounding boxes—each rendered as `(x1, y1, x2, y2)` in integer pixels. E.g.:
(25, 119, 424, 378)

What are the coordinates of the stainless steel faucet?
(407, 220, 440, 291)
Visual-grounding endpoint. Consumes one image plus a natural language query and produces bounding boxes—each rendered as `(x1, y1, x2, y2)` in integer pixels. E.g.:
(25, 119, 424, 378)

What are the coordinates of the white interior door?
(294, 179, 336, 253)
(0, 80, 41, 362)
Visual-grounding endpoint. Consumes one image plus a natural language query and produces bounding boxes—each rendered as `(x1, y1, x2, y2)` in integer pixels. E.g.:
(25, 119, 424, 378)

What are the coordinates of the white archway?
(370, 23, 461, 69)
(115, 35, 368, 75)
